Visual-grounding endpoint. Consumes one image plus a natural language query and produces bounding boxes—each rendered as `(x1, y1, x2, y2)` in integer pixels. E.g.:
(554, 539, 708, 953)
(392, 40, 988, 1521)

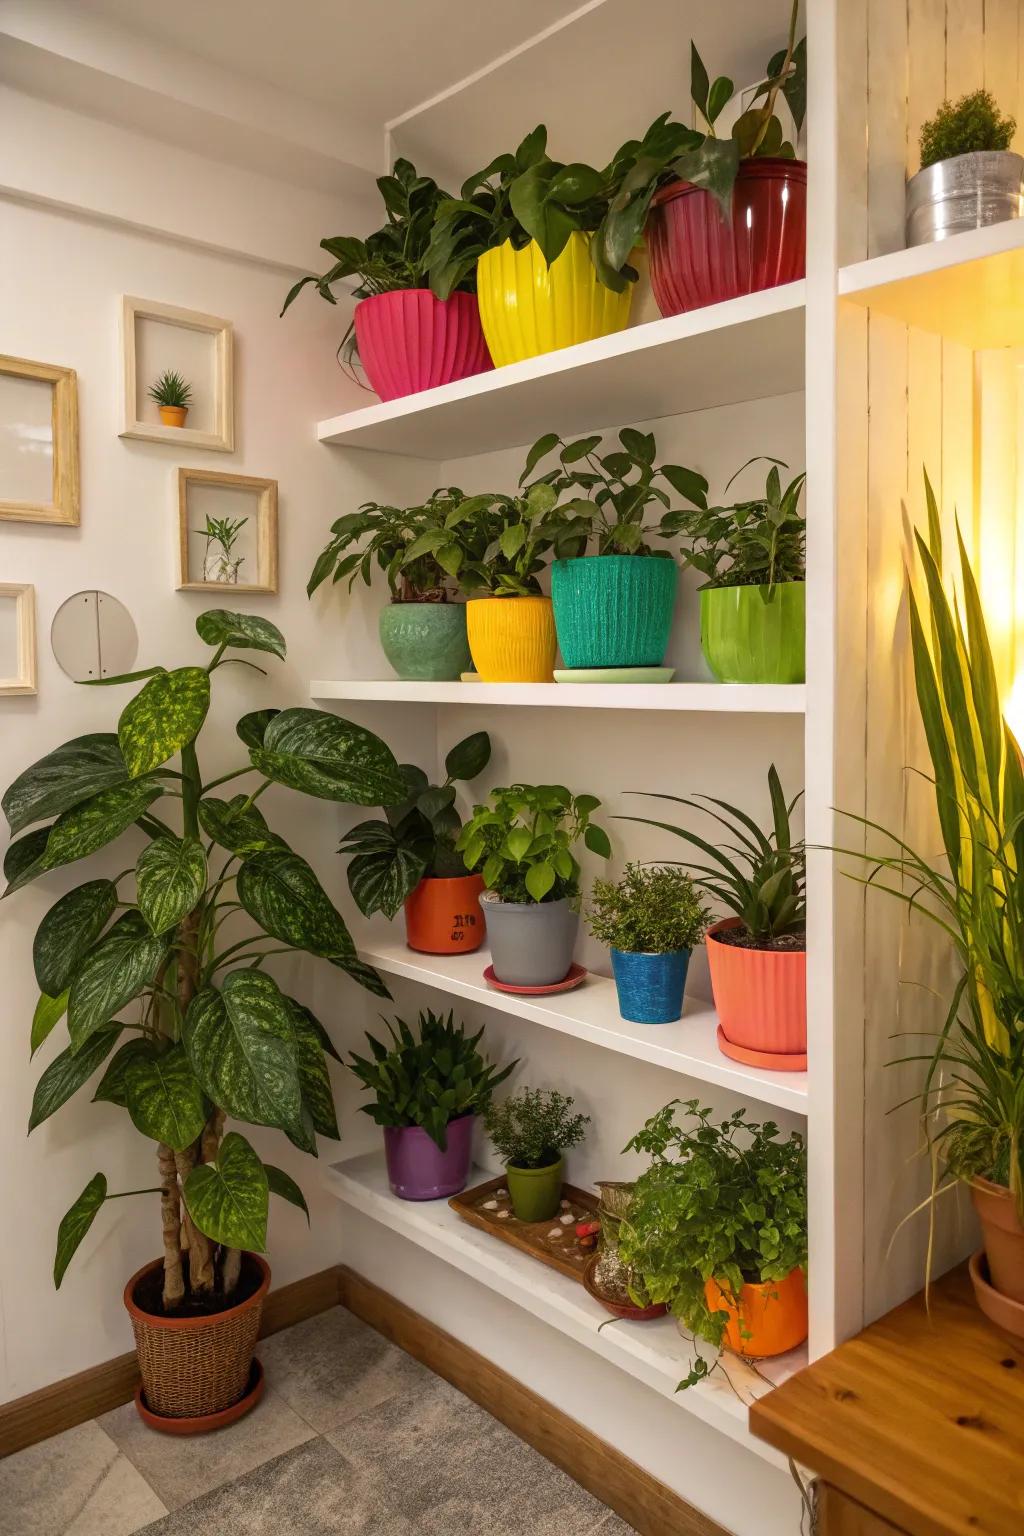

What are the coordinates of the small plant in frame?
(194, 514, 247, 585)
(148, 369, 193, 427)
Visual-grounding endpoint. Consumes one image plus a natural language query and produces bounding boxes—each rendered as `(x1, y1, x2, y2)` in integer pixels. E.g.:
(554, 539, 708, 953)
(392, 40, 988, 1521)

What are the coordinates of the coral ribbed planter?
(647, 158, 807, 316)
(704, 1268, 808, 1358)
(404, 874, 485, 954)
(383, 1114, 475, 1201)
(706, 918, 806, 1069)
(378, 602, 471, 681)
(466, 596, 556, 682)
(971, 1178, 1024, 1304)
(476, 233, 632, 367)
(552, 556, 678, 669)
(700, 582, 805, 684)
(353, 290, 492, 402)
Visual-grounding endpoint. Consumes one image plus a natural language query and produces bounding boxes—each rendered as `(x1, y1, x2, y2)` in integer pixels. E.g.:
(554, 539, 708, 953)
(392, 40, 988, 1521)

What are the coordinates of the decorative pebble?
(559, 1213, 574, 1225)
(496, 1210, 510, 1220)
(547, 1228, 563, 1240)
(497, 1188, 509, 1198)
(560, 1200, 571, 1210)
(482, 1199, 499, 1210)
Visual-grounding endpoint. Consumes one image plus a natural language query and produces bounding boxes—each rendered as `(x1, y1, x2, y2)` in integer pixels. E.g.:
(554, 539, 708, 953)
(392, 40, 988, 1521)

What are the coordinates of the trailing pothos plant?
(340, 730, 491, 919)
(661, 457, 806, 592)
(306, 488, 491, 602)
(405, 481, 563, 598)
(3, 609, 407, 1309)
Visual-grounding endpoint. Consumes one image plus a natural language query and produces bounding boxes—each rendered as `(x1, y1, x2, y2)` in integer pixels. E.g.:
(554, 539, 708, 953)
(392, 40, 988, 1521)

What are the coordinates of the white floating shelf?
(322, 1150, 803, 1468)
(357, 939, 808, 1114)
(316, 282, 806, 460)
(311, 679, 806, 714)
(840, 218, 1024, 349)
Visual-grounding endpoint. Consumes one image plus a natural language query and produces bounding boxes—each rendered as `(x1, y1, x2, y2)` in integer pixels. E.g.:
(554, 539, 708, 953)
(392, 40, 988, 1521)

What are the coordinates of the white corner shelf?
(310, 679, 807, 714)
(315, 282, 806, 460)
(357, 939, 808, 1114)
(322, 1149, 804, 1468)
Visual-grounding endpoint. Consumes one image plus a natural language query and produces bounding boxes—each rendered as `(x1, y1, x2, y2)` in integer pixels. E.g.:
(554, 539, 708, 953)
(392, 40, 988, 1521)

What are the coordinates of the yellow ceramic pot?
(476, 233, 632, 367)
(466, 597, 556, 682)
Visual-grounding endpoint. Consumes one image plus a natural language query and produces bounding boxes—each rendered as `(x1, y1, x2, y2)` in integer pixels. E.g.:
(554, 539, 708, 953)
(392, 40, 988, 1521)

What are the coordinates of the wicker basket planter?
(124, 1253, 270, 1428)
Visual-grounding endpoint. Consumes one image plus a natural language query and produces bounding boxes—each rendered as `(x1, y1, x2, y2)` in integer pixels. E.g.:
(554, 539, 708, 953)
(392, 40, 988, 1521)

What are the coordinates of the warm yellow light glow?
(1004, 670, 1024, 745)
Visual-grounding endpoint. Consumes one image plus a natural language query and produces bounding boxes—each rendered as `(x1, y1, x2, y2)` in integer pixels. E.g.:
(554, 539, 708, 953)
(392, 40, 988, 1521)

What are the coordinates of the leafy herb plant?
(459, 783, 611, 904)
(919, 89, 1017, 169)
(485, 1087, 590, 1169)
(340, 731, 491, 919)
(307, 489, 491, 601)
(148, 370, 192, 408)
(403, 481, 564, 598)
(3, 608, 406, 1308)
(619, 1100, 807, 1386)
(347, 1010, 516, 1151)
(661, 458, 806, 591)
(586, 863, 709, 954)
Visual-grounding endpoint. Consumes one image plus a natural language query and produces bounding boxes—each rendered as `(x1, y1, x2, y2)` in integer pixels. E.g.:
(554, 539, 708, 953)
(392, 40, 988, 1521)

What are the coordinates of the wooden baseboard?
(338, 1265, 727, 1536)
(0, 1264, 344, 1458)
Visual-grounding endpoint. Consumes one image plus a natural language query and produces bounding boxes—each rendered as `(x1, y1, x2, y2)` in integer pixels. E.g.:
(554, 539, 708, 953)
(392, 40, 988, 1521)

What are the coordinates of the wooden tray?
(449, 1175, 598, 1283)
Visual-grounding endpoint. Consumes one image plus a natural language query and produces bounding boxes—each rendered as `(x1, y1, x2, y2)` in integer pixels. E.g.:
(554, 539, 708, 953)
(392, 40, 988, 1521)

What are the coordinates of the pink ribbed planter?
(706, 918, 807, 1071)
(353, 290, 493, 402)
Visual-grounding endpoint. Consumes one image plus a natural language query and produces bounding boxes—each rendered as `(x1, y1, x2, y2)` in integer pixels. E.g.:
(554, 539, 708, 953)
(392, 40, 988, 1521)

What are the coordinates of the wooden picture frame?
(0, 356, 79, 525)
(120, 296, 234, 452)
(177, 468, 278, 594)
(0, 584, 38, 696)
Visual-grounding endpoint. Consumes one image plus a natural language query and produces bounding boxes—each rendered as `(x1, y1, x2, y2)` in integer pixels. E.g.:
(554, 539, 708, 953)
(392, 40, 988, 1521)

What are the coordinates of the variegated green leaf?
(328, 952, 390, 998)
(3, 734, 127, 835)
(92, 1037, 153, 1106)
(31, 988, 69, 1056)
(265, 1165, 309, 1223)
(54, 1173, 107, 1288)
(29, 1028, 121, 1130)
(136, 835, 206, 934)
(41, 779, 163, 872)
(288, 999, 339, 1139)
(198, 795, 285, 857)
(196, 610, 286, 659)
(250, 708, 405, 806)
(237, 849, 356, 960)
(3, 824, 52, 895)
(183, 1131, 268, 1250)
(33, 879, 117, 995)
(183, 969, 303, 1135)
(67, 915, 167, 1052)
(236, 709, 279, 750)
(124, 1044, 208, 1150)
(118, 667, 211, 778)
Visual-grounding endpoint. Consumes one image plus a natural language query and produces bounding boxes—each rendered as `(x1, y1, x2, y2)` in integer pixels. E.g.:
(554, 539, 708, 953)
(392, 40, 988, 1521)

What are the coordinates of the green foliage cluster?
(619, 1100, 807, 1385)
(662, 458, 806, 591)
(919, 89, 1016, 169)
(147, 370, 192, 408)
(340, 731, 491, 919)
(195, 515, 247, 559)
(306, 488, 492, 601)
(458, 783, 610, 905)
(586, 862, 709, 955)
(347, 1010, 516, 1151)
(484, 1087, 590, 1169)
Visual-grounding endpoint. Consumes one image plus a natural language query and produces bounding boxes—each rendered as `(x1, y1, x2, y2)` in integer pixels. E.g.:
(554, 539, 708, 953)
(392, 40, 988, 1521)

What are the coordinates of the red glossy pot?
(646, 158, 807, 316)
(353, 289, 492, 402)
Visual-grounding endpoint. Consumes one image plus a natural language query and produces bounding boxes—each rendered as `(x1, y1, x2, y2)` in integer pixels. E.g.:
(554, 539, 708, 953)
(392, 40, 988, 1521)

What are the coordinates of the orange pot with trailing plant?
(704, 1269, 808, 1358)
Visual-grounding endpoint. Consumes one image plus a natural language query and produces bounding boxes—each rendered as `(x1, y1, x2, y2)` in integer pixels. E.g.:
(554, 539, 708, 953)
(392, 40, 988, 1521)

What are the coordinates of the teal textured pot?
(378, 602, 471, 681)
(700, 582, 805, 684)
(551, 555, 678, 669)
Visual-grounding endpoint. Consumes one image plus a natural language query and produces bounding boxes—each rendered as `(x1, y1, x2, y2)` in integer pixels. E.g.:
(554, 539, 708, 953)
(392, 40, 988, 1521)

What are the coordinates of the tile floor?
(0, 1306, 637, 1536)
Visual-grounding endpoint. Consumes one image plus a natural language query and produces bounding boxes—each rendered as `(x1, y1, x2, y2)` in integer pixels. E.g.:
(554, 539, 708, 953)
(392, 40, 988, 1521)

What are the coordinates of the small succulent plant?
(148, 369, 193, 408)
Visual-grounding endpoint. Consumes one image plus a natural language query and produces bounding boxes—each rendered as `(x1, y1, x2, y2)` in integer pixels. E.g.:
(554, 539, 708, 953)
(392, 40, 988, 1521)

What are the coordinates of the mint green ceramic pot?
(699, 581, 805, 684)
(378, 602, 471, 681)
(551, 555, 678, 669)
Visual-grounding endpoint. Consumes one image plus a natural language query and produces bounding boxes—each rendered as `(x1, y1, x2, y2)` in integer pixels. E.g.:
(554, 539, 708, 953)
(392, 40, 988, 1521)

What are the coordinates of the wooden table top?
(749, 1264, 1024, 1536)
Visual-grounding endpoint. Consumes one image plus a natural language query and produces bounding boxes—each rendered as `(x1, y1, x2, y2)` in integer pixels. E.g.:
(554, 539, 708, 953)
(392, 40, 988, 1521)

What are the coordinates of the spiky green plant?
(147, 370, 193, 408)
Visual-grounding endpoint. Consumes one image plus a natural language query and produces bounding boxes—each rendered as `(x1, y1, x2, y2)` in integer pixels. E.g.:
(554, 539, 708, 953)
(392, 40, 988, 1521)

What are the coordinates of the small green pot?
(378, 602, 471, 681)
(552, 555, 678, 669)
(505, 1157, 564, 1223)
(700, 581, 805, 684)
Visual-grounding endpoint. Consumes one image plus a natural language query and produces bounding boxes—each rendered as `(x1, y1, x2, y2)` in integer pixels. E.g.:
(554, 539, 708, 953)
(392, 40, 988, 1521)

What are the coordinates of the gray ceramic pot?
(906, 150, 1024, 246)
(483, 895, 578, 986)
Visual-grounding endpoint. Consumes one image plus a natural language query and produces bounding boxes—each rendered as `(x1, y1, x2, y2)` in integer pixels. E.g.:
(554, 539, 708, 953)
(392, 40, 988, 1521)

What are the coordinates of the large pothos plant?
(2, 610, 405, 1309)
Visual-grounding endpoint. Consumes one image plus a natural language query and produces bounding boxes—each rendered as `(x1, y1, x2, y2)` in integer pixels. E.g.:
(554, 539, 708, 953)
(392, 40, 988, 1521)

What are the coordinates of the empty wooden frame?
(0, 355, 79, 525)
(177, 467, 278, 594)
(121, 296, 234, 452)
(0, 584, 38, 696)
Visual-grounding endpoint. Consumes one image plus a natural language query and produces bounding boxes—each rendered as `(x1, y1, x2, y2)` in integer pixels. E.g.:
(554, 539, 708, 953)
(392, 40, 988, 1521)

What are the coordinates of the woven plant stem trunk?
(175, 1142, 216, 1293)
(221, 1248, 242, 1296)
(158, 1142, 185, 1308)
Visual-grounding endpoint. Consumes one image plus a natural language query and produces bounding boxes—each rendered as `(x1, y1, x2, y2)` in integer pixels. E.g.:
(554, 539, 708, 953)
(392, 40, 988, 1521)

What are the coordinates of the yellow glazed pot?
(476, 232, 632, 367)
(466, 596, 556, 682)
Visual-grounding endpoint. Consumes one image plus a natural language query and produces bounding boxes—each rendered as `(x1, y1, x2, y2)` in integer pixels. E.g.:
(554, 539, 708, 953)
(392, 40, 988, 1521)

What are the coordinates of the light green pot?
(700, 582, 805, 684)
(506, 1157, 564, 1223)
(378, 602, 471, 681)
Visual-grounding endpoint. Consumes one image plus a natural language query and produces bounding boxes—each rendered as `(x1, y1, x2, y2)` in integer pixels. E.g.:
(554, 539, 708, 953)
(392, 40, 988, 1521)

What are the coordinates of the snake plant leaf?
(67, 915, 168, 1053)
(54, 1173, 108, 1288)
(183, 969, 304, 1136)
(3, 734, 129, 836)
(136, 835, 207, 934)
(265, 1165, 310, 1223)
(124, 1044, 208, 1151)
(41, 779, 164, 872)
(183, 1132, 268, 1251)
(29, 1028, 122, 1130)
(118, 667, 211, 778)
(198, 795, 286, 857)
(237, 848, 357, 959)
(31, 988, 69, 1057)
(236, 708, 280, 751)
(92, 1037, 154, 1107)
(3, 825, 52, 895)
(288, 1000, 339, 1139)
(249, 708, 406, 806)
(195, 610, 286, 660)
(33, 879, 118, 995)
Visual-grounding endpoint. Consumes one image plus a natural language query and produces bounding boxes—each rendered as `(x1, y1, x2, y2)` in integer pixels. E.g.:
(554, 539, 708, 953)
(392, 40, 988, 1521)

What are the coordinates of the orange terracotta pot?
(704, 1268, 808, 1358)
(971, 1177, 1024, 1304)
(706, 917, 807, 1070)
(158, 405, 188, 428)
(404, 874, 486, 954)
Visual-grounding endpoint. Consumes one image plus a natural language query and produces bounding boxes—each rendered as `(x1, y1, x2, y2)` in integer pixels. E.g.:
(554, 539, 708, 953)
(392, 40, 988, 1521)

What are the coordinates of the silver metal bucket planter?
(482, 894, 578, 986)
(906, 150, 1024, 246)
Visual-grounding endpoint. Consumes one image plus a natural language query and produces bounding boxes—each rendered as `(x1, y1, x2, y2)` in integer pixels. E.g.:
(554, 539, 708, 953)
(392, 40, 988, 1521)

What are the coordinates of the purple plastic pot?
(382, 1113, 475, 1201)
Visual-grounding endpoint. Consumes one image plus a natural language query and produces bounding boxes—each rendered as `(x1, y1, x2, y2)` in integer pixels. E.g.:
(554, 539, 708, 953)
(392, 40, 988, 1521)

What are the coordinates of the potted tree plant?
(522, 428, 707, 677)
(908, 90, 1021, 247)
(3, 607, 404, 1431)
(339, 730, 491, 954)
(280, 158, 492, 401)
(620, 1100, 808, 1385)
(598, 6, 806, 315)
(347, 1010, 516, 1201)
(148, 369, 193, 428)
(458, 783, 611, 987)
(484, 1087, 590, 1222)
(662, 457, 806, 684)
(586, 862, 709, 1024)
(623, 765, 806, 1068)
